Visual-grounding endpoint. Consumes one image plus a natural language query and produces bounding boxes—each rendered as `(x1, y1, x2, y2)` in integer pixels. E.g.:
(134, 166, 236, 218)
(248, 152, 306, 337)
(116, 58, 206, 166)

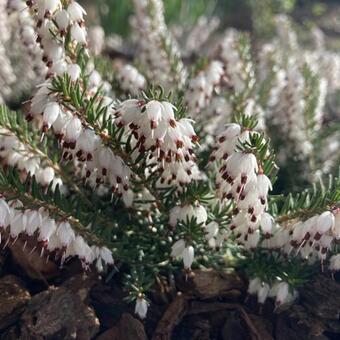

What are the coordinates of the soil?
(0, 246, 339, 340)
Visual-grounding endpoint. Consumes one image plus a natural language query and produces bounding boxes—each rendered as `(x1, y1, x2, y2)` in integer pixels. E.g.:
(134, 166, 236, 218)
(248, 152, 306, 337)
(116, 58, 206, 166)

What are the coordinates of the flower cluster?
(21, 1, 133, 205)
(115, 99, 200, 187)
(169, 203, 229, 268)
(264, 210, 340, 264)
(269, 59, 311, 161)
(8, 0, 46, 80)
(30, 86, 133, 204)
(131, 0, 186, 89)
(247, 278, 298, 307)
(25, 0, 87, 76)
(0, 0, 16, 102)
(211, 123, 273, 249)
(258, 15, 335, 167)
(184, 16, 220, 55)
(116, 64, 146, 96)
(0, 127, 64, 191)
(88, 25, 105, 56)
(216, 29, 251, 93)
(200, 96, 232, 137)
(185, 60, 225, 117)
(169, 204, 207, 269)
(0, 196, 113, 271)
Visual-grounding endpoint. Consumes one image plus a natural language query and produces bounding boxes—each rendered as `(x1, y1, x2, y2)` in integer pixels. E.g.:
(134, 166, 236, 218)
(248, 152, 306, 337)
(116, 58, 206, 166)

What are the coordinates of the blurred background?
(80, 0, 340, 47)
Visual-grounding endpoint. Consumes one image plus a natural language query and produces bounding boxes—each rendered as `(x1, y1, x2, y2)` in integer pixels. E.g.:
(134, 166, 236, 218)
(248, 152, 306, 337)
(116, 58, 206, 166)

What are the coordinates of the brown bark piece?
(152, 294, 190, 340)
(8, 234, 59, 281)
(97, 313, 148, 340)
(19, 286, 99, 340)
(298, 274, 340, 320)
(0, 275, 30, 331)
(176, 270, 244, 300)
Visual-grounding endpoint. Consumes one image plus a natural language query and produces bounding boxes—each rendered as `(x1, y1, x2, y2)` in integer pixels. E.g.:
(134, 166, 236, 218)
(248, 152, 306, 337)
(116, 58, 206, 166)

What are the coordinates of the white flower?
(171, 239, 186, 258)
(260, 213, 275, 236)
(122, 189, 134, 207)
(65, 116, 82, 148)
(257, 283, 270, 304)
(73, 235, 95, 265)
(182, 246, 194, 269)
(52, 110, 72, 138)
(292, 221, 306, 243)
(185, 60, 224, 116)
(39, 217, 57, 242)
(171, 240, 195, 269)
(43, 40, 64, 64)
(329, 254, 340, 272)
(194, 205, 208, 225)
(67, 63, 81, 81)
(25, 210, 42, 236)
(92, 245, 114, 272)
(10, 211, 27, 237)
(275, 282, 289, 305)
(57, 221, 75, 246)
(169, 204, 207, 227)
(46, 233, 62, 251)
(36, 167, 55, 186)
(88, 26, 105, 56)
(146, 100, 163, 129)
(76, 129, 100, 160)
(332, 209, 340, 239)
(218, 29, 247, 93)
(204, 221, 219, 240)
(70, 24, 87, 45)
(245, 230, 260, 249)
(55, 9, 70, 33)
(247, 277, 262, 295)
(51, 60, 67, 75)
(38, 0, 61, 19)
(256, 174, 272, 200)
(0, 198, 10, 229)
(315, 211, 335, 239)
(67, 1, 87, 23)
(135, 297, 149, 319)
(117, 64, 146, 95)
(99, 246, 114, 265)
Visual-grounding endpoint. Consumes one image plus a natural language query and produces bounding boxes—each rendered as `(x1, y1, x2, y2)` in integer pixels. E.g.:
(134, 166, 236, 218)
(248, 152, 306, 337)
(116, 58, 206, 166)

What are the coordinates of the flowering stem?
(1, 187, 105, 247)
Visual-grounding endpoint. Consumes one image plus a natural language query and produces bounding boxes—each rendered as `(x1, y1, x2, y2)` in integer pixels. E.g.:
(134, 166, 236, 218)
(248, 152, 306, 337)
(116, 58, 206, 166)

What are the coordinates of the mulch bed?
(0, 244, 339, 340)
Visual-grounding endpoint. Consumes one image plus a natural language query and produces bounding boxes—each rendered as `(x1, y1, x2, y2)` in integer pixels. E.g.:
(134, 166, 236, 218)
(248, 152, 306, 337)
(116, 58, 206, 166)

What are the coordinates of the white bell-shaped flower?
(257, 283, 270, 304)
(71, 24, 87, 45)
(247, 277, 261, 295)
(182, 246, 194, 269)
(55, 9, 70, 32)
(67, 64, 81, 82)
(39, 217, 57, 242)
(332, 209, 340, 239)
(171, 239, 186, 258)
(57, 221, 75, 246)
(275, 282, 290, 305)
(67, 1, 87, 22)
(10, 212, 27, 238)
(135, 297, 149, 319)
(316, 211, 335, 238)
(25, 210, 42, 236)
(0, 199, 10, 228)
(205, 221, 219, 240)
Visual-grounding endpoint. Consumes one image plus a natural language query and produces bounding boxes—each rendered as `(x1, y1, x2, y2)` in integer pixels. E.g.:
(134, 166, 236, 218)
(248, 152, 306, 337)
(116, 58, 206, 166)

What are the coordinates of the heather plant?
(0, 0, 339, 320)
